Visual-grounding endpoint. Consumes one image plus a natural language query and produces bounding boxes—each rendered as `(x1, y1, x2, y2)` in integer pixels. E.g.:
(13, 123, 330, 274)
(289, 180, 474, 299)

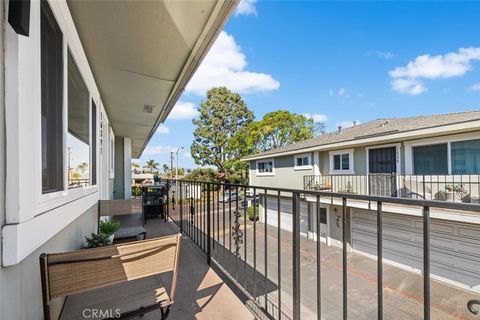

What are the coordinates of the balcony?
(162, 179, 480, 320)
(304, 174, 480, 203)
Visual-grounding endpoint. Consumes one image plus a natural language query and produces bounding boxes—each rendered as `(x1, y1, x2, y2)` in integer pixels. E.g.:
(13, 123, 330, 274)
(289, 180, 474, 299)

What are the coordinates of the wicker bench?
(40, 234, 182, 320)
(98, 199, 146, 241)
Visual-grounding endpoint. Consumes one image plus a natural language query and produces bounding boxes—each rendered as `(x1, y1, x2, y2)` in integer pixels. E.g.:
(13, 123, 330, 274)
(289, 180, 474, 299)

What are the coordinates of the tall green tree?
(191, 87, 254, 182)
(145, 159, 159, 173)
(230, 110, 320, 156)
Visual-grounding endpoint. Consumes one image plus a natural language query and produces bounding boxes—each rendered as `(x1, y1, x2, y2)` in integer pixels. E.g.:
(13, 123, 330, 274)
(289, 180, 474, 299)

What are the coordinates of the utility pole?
(175, 146, 184, 180)
(170, 152, 174, 178)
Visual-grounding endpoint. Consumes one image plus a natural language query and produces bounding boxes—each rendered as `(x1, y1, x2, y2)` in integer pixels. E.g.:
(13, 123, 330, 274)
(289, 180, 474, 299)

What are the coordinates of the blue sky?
(138, 0, 480, 170)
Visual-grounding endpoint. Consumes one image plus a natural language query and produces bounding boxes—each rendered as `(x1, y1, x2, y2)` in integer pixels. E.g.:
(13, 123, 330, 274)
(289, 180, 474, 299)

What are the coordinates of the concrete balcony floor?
(142, 218, 255, 320)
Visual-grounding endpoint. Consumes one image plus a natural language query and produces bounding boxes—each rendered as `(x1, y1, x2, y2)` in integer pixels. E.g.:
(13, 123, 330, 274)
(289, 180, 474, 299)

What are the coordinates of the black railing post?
(179, 181, 183, 232)
(342, 197, 348, 320)
(207, 183, 211, 266)
(423, 205, 430, 320)
(377, 201, 383, 320)
(166, 180, 170, 220)
(292, 192, 301, 320)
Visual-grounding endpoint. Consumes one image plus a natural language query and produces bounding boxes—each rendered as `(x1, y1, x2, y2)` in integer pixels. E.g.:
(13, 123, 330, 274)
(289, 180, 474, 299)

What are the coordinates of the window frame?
(256, 158, 275, 176)
(294, 153, 312, 170)
(405, 132, 480, 175)
(329, 149, 355, 174)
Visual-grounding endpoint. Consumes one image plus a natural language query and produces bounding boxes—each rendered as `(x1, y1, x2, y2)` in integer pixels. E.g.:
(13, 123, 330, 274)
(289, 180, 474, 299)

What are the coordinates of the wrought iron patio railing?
(163, 178, 480, 320)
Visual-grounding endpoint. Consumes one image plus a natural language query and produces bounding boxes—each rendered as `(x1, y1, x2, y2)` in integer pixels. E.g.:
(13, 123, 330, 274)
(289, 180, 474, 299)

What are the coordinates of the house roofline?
(242, 118, 480, 161)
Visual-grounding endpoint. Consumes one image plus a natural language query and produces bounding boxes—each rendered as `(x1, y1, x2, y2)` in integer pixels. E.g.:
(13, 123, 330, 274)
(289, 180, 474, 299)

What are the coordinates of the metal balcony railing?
(304, 174, 480, 203)
(162, 178, 480, 320)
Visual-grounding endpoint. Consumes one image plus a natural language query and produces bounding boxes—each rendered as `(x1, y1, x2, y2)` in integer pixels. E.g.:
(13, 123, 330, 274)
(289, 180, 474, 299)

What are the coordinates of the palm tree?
(162, 164, 169, 175)
(145, 159, 159, 173)
(77, 162, 88, 176)
(132, 162, 140, 169)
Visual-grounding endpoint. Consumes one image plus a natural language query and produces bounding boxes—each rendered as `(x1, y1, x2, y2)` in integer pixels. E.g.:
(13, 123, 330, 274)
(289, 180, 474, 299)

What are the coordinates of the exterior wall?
(249, 153, 314, 190)
(114, 137, 125, 199)
(0, 206, 97, 320)
(0, 3, 5, 315)
(318, 147, 367, 175)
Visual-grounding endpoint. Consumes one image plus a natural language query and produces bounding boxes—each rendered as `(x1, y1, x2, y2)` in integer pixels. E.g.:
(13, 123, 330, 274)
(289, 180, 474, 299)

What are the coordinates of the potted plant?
(84, 232, 112, 248)
(443, 184, 467, 202)
(247, 205, 259, 221)
(99, 220, 120, 242)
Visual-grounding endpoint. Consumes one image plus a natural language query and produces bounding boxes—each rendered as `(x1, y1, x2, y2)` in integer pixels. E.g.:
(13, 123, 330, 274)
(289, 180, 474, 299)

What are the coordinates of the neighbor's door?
(368, 147, 397, 196)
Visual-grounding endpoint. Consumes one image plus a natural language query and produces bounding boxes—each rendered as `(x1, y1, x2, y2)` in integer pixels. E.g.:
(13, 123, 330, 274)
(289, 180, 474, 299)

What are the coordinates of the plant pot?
(444, 191, 463, 203)
(108, 234, 115, 243)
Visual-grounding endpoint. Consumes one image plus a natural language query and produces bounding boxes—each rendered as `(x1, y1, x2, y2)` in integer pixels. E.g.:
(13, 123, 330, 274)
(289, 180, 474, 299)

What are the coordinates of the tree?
(131, 162, 140, 169)
(77, 162, 88, 176)
(162, 164, 169, 175)
(191, 87, 254, 182)
(230, 110, 320, 156)
(145, 159, 159, 173)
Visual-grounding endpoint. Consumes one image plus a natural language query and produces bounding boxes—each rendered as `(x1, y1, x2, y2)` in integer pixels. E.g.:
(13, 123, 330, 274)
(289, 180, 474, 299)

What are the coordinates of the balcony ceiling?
(67, 0, 237, 158)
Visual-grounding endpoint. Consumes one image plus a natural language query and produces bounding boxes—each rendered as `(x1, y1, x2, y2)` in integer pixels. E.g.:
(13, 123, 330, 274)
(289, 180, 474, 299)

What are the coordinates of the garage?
(259, 195, 328, 238)
(352, 208, 480, 291)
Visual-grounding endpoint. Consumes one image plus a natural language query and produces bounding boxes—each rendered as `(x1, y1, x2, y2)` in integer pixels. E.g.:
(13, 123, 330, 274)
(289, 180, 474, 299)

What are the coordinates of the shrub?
(247, 205, 259, 221)
(85, 233, 111, 248)
(99, 220, 120, 235)
(132, 185, 142, 197)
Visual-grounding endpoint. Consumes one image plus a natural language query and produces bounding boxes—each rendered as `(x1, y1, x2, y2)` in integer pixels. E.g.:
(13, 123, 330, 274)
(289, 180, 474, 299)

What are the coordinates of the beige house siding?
(0, 206, 97, 320)
(249, 153, 314, 190)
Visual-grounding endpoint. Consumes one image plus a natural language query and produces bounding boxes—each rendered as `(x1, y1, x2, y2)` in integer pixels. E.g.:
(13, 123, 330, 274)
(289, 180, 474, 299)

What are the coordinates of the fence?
(163, 178, 480, 319)
(304, 174, 480, 203)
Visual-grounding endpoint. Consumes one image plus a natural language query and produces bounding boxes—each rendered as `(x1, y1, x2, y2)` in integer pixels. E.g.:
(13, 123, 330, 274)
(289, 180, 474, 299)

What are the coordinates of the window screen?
(451, 139, 480, 174)
(413, 143, 448, 175)
(41, 1, 64, 194)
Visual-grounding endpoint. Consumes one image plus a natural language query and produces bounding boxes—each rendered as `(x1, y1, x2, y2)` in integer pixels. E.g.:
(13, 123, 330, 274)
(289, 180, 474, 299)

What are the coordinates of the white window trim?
(3, 0, 105, 265)
(256, 158, 275, 176)
(294, 153, 313, 170)
(109, 126, 115, 178)
(329, 149, 355, 174)
(404, 132, 480, 175)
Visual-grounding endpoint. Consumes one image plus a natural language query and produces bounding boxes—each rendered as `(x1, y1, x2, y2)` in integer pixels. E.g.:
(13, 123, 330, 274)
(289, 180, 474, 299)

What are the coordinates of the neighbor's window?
(67, 52, 90, 188)
(451, 139, 480, 174)
(333, 153, 350, 171)
(41, 1, 64, 194)
(257, 160, 274, 174)
(413, 143, 448, 175)
(295, 154, 311, 168)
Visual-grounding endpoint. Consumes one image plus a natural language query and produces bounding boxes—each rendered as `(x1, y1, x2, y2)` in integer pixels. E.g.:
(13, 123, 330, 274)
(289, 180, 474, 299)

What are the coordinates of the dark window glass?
(258, 161, 273, 173)
(333, 155, 341, 170)
(41, 1, 64, 194)
(341, 154, 350, 170)
(67, 52, 90, 188)
(319, 207, 327, 224)
(91, 101, 97, 185)
(413, 143, 448, 175)
(451, 139, 480, 174)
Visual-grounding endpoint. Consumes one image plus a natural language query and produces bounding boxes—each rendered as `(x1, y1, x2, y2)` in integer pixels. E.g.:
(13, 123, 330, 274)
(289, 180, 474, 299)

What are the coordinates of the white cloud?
(303, 113, 328, 123)
(469, 83, 480, 91)
(369, 50, 395, 60)
(336, 120, 361, 129)
(338, 88, 346, 96)
(183, 151, 192, 159)
(168, 101, 199, 120)
(186, 31, 279, 95)
(156, 124, 170, 134)
(235, 0, 257, 16)
(144, 146, 177, 154)
(390, 47, 480, 95)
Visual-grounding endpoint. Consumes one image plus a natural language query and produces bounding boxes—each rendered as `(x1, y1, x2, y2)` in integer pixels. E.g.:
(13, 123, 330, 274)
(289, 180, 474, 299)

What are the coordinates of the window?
(257, 160, 274, 175)
(67, 52, 90, 188)
(413, 143, 448, 175)
(294, 154, 311, 169)
(41, 1, 64, 194)
(451, 139, 480, 174)
(330, 149, 354, 173)
(91, 101, 97, 185)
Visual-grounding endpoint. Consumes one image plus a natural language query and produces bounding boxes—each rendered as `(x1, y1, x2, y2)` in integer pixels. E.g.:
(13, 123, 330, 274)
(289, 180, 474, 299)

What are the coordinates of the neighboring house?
(132, 173, 155, 186)
(243, 110, 480, 292)
(0, 1, 234, 319)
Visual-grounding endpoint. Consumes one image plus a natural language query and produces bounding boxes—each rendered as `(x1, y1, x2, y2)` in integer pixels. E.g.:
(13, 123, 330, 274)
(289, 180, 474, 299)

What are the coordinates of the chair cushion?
(60, 275, 170, 320)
